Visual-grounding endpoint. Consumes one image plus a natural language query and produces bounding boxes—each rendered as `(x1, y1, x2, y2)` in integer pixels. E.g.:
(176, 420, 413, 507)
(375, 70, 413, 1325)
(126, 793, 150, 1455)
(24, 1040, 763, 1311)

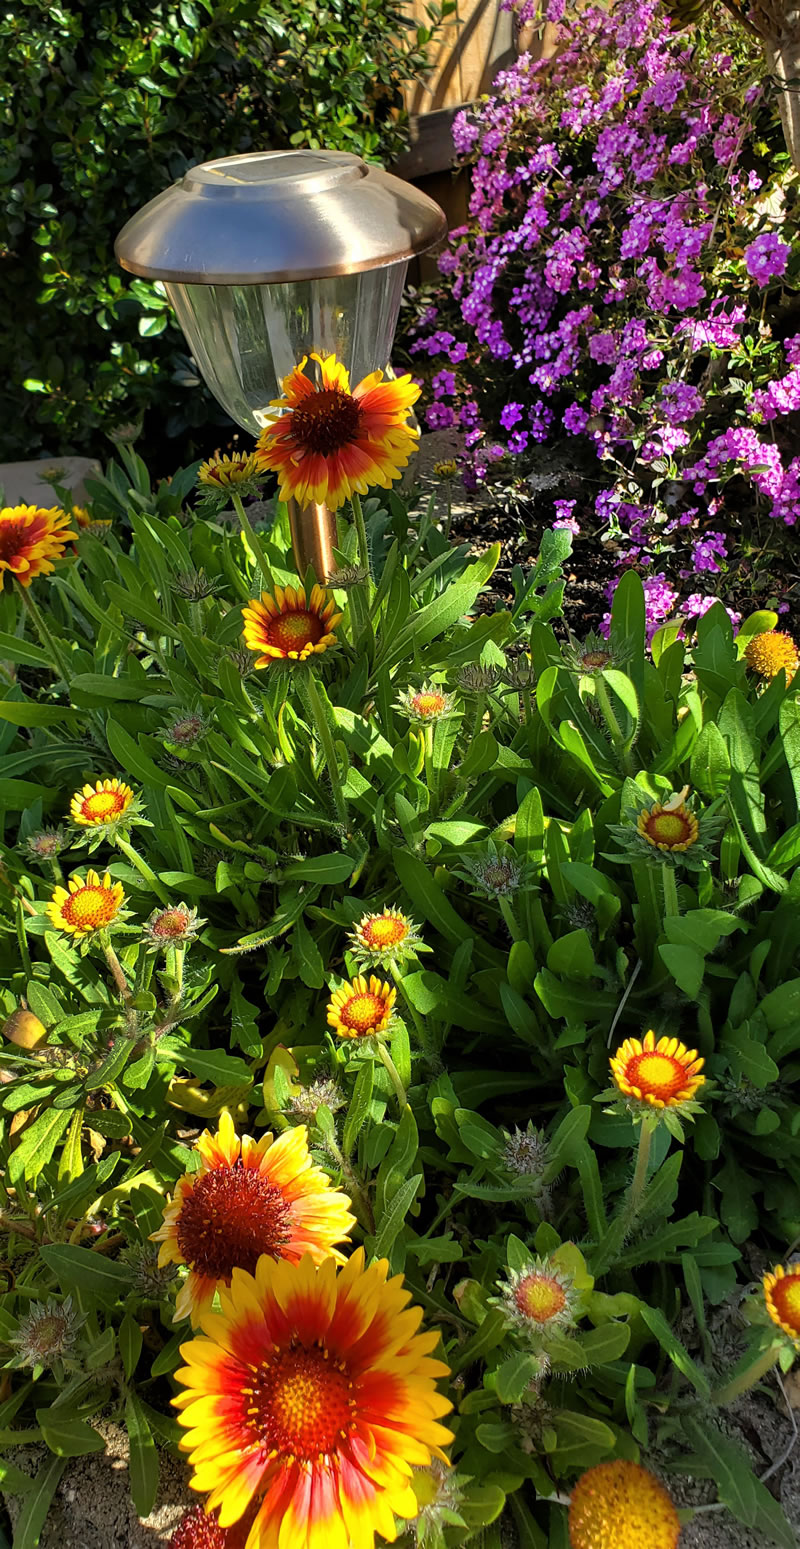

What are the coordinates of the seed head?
(24, 827, 68, 861)
(10, 1296, 84, 1374)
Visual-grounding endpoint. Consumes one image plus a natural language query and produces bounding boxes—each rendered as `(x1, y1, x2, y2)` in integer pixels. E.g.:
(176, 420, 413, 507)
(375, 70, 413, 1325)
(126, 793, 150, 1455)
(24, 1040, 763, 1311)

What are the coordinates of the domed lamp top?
(115, 149, 447, 285)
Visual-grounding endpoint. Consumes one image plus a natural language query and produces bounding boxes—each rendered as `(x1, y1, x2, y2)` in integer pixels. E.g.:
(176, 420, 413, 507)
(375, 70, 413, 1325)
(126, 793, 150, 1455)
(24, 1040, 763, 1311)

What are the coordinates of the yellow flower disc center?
(82, 790, 126, 822)
(62, 886, 119, 930)
(249, 1346, 354, 1460)
(363, 915, 407, 948)
(514, 1272, 567, 1324)
(290, 388, 363, 456)
(413, 693, 446, 716)
(626, 1052, 686, 1102)
(265, 609, 323, 654)
(340, 991, 387, 1034)
(569, 1460, 680, 1549)
(646, 812, 689, 845)
(176, 1166, 290, 1281)
(772, 1273, 800, 1332)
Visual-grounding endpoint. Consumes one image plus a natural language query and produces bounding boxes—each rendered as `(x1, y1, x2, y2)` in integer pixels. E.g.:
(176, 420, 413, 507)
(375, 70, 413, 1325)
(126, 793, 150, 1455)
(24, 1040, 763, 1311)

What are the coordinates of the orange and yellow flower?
(198, 452, 264, 488)
(173, 1248, 453, 1549)
(395, 683, 456, 723)
(763, 1263, 800, 1342)
(152, 1111, 354, 1326)
(568, 1460, 680, 1549)
(610, 1030, 705, 1111)
(0, 504, 76, 589)
(327, 975, 397, 1039)
(744, 629, 799, 683)
(637, 791, 698, 853)
(46, 870, 125, 937)
(70, 777, 135, 828)
(256, 353, 420, 511)
(242, 583, 342, 666)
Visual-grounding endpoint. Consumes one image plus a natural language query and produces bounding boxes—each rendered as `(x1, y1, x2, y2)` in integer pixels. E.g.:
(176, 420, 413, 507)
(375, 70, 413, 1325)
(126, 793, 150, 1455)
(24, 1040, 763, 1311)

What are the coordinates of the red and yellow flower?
(569, 1460, 680, 1549)
(152, 1111, 354, 1326)
(198, 452, 264, 488)
(502, 1257, 578, 1336)
(327, 975, 396, 1040)
(256, 353, 420, 511)
(763, 1263, 800, 1342)
(46, 870, 125, 937)
(70, 777, 135, 828)
(610, 1030, 705, 1111)
(242, 583, 342, 666)
(0, 504, 76, 589)
(744, 629, 799, 683)
(637, 790, 698, 853)
(173, 1248, 453, 1549)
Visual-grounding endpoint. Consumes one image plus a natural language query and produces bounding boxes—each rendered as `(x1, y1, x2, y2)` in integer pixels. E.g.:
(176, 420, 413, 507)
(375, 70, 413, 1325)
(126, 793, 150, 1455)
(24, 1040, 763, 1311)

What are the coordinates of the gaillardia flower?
(764, 1263, 800, 1342)
(256, 352, 420, 511)
(198, 452, 264, 489)
(744, 629, 799, 683)
(499, 1256, 579, 1341)
(72, 505, 112, 537)
(152, 1111, 354, 1325)
(242, 583, 342, 666)
(173, 1249, 453, 1549)
(637, 789, 699, 853)
(327, 975, 397, 1040)
(610, 1030, 705, 1112)
(349, 908, 423, 968)
(0, 504, 77, 589)
(569, 1460, 680, 1549)
(46, 870, 125, 937)
(70, 777, 136, 831)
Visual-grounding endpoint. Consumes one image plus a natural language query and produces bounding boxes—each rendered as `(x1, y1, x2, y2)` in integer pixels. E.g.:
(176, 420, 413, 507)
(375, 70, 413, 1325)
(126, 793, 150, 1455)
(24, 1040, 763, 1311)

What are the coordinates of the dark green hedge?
(2, 0, 437, 468)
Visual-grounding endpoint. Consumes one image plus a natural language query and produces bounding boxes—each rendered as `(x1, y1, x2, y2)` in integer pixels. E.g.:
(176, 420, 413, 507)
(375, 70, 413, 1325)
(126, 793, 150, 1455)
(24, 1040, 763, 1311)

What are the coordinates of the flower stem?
(231, 490, 274, 589)
(711, 1341, 784, 1406)
(350, 492, 374, 604)
(498, 895, 521, 940)
(629, 1117, 656, 1216)
(661, 863, 680, 918)
(301, 668, 348, 829)
(114, 835, 170, 905)
(324, 1131, 375, 1234)
(378, 1042, 409, 1110)
(100, 935, 133, 1007)
(17, 582, 72, 686)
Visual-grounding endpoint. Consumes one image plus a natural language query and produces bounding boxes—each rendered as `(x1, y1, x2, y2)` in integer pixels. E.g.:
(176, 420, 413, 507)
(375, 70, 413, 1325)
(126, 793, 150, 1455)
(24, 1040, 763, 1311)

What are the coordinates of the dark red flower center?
(264, 609, 324, 654)
(170, 1506, 227, 1549)
(247, 1346, 355, 1461)
(176, 1162, 291, 1281)
(291, 389, 363, 456)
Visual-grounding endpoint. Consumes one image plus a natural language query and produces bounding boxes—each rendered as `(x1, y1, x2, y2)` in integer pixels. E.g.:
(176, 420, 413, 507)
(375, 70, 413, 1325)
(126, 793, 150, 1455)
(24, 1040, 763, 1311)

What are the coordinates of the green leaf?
(10, 1456, 66, 1549)
(119, 1313, 143, 1380)
(8, 1106, 75, 1185)
(373, 1174, 422, 1257)
(126, 1392, 159, 1517)
(658, 943, 705, 1000)
(37, 1410, 106, 1457)
(39, 1244, 134, 1304)
(690, 721, 731, 796)
(492, 1352, 543, 1403)
(0, 699, 81, 727)
(167, 1047, 253, 1088)
(343, 1060, 374, 1158)
(283, 853, 355, 884)
(393, 850, 471, 944)
(640, 1305, 710, 1396)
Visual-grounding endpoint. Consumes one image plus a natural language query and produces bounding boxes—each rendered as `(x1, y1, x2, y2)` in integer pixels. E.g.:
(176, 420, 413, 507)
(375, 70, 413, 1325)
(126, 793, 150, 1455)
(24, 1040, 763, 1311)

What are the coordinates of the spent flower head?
(457, 662, 502, 694)
(10, 1296, 85, 1376)
(411, 1461, 467, 1547)
(143, 903, 206, 953)
(456, 840, 532, 899)
(348, 906, 425, 968)
(173, 568, 221, 601)
(325, 563, 369, 591)
(286, 1075, 346, 1123)
(160, 711, 209, 749)
(502, 1123, 551, 1185)
(120, 1241, 180, 1303)
(24, 827, 68, 862)
(563, 630, 633, 678)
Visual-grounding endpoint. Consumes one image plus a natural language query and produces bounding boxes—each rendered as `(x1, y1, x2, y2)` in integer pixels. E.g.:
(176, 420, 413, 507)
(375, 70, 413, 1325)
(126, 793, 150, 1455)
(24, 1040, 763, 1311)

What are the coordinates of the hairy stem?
(17, 582, 73, 685)
(231, 489, 274, 590)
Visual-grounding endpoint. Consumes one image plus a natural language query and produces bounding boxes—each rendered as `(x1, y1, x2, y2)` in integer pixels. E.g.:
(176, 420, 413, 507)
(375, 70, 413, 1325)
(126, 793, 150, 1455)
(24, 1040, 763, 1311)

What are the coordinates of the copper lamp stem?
(287, 499, 338, 582)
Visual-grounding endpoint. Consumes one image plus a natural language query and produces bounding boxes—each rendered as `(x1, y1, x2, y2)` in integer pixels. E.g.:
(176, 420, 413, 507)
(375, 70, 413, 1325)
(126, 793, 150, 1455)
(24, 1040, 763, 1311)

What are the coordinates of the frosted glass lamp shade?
(165, 264, 407, 436)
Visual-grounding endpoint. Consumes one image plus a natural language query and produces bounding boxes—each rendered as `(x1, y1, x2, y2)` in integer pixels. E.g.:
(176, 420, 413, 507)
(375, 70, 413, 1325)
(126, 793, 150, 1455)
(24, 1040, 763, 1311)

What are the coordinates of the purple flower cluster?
(406, 0, 798, 632)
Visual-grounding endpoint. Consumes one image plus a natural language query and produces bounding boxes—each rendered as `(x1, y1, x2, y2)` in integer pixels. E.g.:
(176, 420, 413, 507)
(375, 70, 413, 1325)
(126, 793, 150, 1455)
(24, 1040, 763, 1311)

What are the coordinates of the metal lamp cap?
(115, 149, 447, 285)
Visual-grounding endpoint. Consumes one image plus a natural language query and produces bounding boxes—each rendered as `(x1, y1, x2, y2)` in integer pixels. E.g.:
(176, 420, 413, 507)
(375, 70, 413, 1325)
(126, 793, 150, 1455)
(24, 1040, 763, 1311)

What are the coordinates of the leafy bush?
(1, 443, 800, 1544)
(404, 0, 800, 637)
(2, 0, 439, 466)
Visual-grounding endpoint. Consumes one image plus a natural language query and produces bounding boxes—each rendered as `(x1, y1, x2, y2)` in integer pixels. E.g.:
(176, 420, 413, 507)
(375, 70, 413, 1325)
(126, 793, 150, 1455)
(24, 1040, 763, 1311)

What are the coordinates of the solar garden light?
(114, 149, 446, 580)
